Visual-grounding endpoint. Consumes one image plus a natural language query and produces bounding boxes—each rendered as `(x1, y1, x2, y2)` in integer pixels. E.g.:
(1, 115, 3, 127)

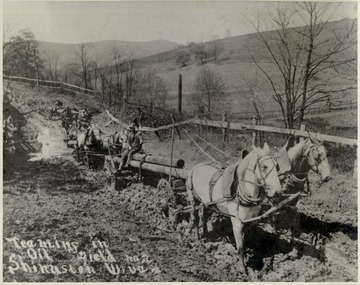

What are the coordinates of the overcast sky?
(3, 1, 358, 44)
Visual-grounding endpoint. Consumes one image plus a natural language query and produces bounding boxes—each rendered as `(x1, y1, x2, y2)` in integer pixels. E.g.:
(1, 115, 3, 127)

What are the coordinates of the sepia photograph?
(2, 0, 357, 282)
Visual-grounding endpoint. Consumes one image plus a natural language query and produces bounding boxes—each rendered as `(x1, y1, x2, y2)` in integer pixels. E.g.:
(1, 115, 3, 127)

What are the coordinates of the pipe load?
(131, 153, 185, 168)
(128, 160, 188, 180)
(105, 156, 188, 180)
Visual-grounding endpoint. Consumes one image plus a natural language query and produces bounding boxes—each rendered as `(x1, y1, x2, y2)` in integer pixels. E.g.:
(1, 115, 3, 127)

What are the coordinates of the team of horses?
(49, 100, 332, 274)
(186, 133, 331, 273)
(49, 101, 131, 158)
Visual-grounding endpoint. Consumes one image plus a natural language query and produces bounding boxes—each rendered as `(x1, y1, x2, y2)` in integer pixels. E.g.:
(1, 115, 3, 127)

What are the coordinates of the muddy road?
(2, 85, 358, 282)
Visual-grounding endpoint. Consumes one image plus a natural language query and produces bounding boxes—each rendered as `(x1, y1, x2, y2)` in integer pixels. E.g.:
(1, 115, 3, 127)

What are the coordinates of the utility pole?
(178, 74, 182, 113)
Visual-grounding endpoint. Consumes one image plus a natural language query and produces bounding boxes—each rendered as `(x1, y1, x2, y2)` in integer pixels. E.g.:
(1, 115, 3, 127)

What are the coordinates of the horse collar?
(235, 167, 264, 207)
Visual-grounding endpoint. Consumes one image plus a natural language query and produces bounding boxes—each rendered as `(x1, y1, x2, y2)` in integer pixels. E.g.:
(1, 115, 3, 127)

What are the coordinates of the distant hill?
(131, 18, 357, 114)
(38, 39, 180, 69)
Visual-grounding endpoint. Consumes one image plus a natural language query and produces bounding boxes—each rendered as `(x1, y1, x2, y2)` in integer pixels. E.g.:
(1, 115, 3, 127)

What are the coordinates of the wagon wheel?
(84, 153, 91, 169)
(103, 158, 117, 190)
(75, 148, 81, 162)
(157, 178, 176, 208)
(157, 179, 178, 227)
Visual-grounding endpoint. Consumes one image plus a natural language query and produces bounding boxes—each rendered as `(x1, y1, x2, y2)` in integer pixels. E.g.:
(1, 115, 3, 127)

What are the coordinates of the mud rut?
(3, 101, 357, 282)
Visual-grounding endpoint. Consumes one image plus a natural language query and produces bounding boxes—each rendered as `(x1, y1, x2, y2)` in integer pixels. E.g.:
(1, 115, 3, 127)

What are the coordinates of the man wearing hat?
(118, 123, 143, 172)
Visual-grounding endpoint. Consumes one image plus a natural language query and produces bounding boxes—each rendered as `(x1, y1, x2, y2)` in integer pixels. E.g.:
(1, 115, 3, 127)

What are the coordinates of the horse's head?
(88, 125, 102, 145)
(4, 116, 17, 133)
(61, 107, 70, 119)
(254, 143, 282, 197)
(79, 109, 90, 120)
(243, 143, 282, 199)
(304, 133, 331, 182)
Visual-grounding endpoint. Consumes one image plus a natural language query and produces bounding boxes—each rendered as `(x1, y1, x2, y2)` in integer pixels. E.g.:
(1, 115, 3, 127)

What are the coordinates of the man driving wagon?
(118, 123, 143, 172)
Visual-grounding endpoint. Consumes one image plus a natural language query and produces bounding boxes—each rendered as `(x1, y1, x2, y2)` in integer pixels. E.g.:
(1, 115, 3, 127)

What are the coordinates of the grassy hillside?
(132, 18, 357, 115)
(38, 39, 180, 70)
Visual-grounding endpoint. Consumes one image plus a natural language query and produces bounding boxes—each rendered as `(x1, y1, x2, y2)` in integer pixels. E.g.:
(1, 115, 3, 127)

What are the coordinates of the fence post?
(222, 112, 227, 142)
(353, 156, 357, 178)
(299, 124, 306, 142)
(252, 116, 257, 146)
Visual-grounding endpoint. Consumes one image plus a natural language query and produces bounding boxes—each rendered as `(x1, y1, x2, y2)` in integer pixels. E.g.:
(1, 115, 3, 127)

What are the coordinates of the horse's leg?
(199, 207, 208, 237)
(186, 185, 199, 240)
(230, 216, 246, 273)
(189, 200, 199, 240)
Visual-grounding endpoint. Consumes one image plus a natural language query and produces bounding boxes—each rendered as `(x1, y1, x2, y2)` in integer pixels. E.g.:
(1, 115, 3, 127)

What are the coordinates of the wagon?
(73, 149, 106, 170)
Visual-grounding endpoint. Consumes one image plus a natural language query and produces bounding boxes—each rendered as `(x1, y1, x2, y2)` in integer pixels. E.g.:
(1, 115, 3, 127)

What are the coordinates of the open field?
(130, 18, 357, 115)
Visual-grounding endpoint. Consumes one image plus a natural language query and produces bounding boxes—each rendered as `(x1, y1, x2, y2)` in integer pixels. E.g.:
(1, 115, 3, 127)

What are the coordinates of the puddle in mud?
(29, 127, 73, 161)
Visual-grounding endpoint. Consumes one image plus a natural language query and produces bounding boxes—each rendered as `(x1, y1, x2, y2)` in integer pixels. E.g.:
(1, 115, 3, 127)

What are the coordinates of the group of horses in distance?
(49, 101, 132, 158)
(186, 132, 331, 273)
(48, 101, 103, 151)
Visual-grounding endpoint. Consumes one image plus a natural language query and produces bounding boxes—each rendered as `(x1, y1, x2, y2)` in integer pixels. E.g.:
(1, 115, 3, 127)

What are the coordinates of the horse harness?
(301, 143, 326, 175)
(190, 155, 273, 218)
(279, 150, 312, 196)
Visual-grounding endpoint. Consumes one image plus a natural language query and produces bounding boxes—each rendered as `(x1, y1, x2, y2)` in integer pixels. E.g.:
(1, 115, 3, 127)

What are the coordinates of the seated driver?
(51, 100, 64, 115)
(118, 123, 143, 172)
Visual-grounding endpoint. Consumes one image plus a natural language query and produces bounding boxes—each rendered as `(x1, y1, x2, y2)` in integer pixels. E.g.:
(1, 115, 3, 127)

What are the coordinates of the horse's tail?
(185, 165, 198, 205)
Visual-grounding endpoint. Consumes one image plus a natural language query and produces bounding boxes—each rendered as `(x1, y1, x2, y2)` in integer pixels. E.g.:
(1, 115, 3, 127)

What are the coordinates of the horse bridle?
(301, 143, 326, 175)
(88, 128, 102, 146)
(245, 154, 277, 188)
(236, 154, 277, 206)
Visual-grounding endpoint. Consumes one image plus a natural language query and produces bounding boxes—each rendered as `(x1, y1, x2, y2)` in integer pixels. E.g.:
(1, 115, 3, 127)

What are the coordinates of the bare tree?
(249, 3, 357, 128)
(176, 50, 191, 67)
(194, 43, 209, 64)
(97, 64, 116, 109)
(109, 44, 124, 104)
(234, 75, 265, 122)
(72, 43, 93, 89)
(44, 48, 60, 81)
(135, 69, 168, 113)
(122, 55, 137, 110)
(208, 36, 224, 61)
(193, 67, 227, 118)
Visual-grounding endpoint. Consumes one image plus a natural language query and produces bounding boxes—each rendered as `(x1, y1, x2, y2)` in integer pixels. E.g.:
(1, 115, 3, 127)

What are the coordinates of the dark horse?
(273, 132, 331, 235)
(275, 132, 331, 196)
(76, 125, 102, 151)
(61, 107, 79, 134)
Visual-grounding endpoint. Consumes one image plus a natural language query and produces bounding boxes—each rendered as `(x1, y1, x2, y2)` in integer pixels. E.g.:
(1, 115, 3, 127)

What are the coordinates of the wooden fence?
(143, 118, 357, 146)
(3, 76, 98, 96)
(192, 119, 357, 146)
(222, 100, 357, 121)
(5, 75, 356, 121)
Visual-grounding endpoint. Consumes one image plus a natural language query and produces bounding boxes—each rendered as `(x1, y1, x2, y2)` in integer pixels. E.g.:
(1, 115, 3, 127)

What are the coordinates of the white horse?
(186, 143, 282, 272)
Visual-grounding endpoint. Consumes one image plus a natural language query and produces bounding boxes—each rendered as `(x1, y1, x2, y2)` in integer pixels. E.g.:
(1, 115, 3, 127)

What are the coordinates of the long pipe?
(105, 156, 188, 179)
(131, 153, 185, 168)
(128, 160, 188, 180)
